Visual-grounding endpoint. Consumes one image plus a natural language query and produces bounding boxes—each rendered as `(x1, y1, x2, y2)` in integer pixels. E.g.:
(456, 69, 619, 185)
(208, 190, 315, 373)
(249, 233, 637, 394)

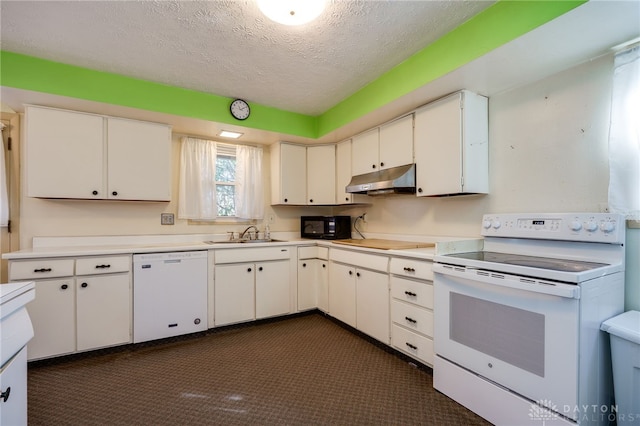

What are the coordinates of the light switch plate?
(161, 213, 174, 225)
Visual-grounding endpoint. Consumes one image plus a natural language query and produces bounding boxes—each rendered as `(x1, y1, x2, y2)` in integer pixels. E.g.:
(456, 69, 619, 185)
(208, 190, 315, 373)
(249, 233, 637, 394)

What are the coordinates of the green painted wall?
(0, 0, 585, 139)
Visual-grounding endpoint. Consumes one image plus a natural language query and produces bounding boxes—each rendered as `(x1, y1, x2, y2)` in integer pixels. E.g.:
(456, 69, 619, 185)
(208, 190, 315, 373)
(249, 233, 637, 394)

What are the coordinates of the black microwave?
(301, 216, 351, 240)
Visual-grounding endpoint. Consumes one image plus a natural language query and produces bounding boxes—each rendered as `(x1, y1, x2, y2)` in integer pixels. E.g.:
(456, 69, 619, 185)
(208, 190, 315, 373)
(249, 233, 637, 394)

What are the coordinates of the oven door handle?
(433, 263, 581, 299)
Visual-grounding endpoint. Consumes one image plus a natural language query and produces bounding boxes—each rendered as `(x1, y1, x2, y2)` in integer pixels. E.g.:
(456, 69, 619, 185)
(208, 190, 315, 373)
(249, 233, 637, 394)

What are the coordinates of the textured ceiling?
(0, 0, 494, 116)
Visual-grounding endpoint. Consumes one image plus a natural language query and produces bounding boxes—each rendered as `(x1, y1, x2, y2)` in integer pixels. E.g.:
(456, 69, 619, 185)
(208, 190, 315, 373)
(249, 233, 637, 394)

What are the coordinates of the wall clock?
(230, 99, 250, 120)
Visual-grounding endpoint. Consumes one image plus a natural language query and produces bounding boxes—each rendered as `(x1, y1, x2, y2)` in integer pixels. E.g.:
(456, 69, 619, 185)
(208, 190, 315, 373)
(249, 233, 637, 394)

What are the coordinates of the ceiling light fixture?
(218, 130, 243, 139)
(257, 0, 326, 26)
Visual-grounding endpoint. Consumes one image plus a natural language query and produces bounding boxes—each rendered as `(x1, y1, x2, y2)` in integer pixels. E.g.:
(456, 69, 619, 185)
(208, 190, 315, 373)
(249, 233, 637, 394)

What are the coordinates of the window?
(178, 137, 263, 221)
(215, 144, 237, 217)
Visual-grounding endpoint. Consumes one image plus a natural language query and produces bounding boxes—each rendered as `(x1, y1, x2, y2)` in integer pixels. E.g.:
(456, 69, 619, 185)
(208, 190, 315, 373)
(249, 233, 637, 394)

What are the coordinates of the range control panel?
(481, 212, 625, 243)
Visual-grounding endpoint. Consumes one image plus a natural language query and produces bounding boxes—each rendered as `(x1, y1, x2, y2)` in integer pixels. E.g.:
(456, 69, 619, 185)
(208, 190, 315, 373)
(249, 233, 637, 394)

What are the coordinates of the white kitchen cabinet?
(352, 128, 379, 176)
(414, 90, 488, 196)
(214, 247, 293, 326)
(0, 347, 28, 426)
(25, 278, 76, 360)
(255, 260, 291, 319)
(297, 246, 329, 312)
(352, 114, 413, 176)
(270, 142, 307, 205)
(355, 268, 389, 343)
(25, 105, 171, 201)
(328, 261, 357, 327)
(335, 139, 354, 204)
(389, 256, 435, 366)
(328, 248, 390, 343)
(214, 263, 255, 326)
(106, 118, 172, 201)
(9, 255, 132, 360)
(306, 144, 336, 205)
(76, 274, 131, 351)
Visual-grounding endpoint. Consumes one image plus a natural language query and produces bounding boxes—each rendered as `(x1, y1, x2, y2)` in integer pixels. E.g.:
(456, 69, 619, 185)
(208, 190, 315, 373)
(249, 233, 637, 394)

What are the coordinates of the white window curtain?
(235, 145, 264, 220)
(178, 137, 218, 220)
(608, 45, 640, 220)
(0, 123, 8, 227)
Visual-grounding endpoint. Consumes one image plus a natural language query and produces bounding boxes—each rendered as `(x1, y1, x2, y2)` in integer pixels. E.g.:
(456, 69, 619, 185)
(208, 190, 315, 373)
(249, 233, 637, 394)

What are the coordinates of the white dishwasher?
(133, 251, 208, 343)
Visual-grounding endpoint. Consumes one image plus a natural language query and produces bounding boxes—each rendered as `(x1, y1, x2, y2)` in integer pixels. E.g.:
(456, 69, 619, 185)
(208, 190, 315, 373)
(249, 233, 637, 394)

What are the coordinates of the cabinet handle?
(33, 268, 52, 273)
(345, 197, 349, 201)
(284, 198, 288, 203)
(418, 188, 423, 193)
(92, 190, 98, 196)
(356, 272, 361, 278)
(403, 267, 416, 272)
(371, 164, 376, 169)
(380, 162, 385, 167)
(302, 263, 307, 268)
(322, 263, 326, 268)
(81, 282, 88, 288)
(61, 284, 68, 290)
(95, 264, 111, 269)
(112, 191, 118, 196)
(405, 316, 417, 324)
(405, 342, 418, 350)
(258, 266, 263, 272)
(309, 199, 313, 203)
(247, 267, 252, 272)
(1, 387, 10, 403)
(404, 291, 417, 297)
(348, 270, 353, 275)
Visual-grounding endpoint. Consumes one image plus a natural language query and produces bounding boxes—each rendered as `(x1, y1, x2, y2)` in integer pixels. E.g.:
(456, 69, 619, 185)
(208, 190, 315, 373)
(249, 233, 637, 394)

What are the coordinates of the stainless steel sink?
(204, 239, 285, 245)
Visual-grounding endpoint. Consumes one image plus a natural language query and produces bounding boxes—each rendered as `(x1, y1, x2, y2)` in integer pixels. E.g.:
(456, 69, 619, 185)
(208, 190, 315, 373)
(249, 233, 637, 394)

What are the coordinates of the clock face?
(230, 99, 250, 120)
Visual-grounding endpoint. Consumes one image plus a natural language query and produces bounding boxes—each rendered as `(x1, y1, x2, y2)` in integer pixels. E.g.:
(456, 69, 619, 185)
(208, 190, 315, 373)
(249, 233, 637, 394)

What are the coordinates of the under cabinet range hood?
(346, 164, 416, 195)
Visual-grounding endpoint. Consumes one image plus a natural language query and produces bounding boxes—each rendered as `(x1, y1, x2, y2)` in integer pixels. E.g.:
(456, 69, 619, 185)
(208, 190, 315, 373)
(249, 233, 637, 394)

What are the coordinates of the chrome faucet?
(240, 225, 260, 240)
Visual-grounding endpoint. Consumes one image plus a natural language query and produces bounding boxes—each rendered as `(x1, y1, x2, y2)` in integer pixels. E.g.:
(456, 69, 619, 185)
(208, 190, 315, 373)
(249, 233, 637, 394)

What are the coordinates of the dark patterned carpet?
(27, 312, 490, 425)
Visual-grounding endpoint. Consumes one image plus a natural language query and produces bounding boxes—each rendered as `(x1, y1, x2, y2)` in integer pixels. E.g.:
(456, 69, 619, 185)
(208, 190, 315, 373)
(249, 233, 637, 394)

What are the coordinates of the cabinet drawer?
(9, 259, 74, 280)
(215, 246, 291, 264)
(390, 276, 433, 309)
(76, 255, 131, 275)
(329, 248, 388, 272)
(298, 246, 327, 260)
(389, 257, 433, 281)
(391, 300, 433, 337)
(391, 324, 434, 366)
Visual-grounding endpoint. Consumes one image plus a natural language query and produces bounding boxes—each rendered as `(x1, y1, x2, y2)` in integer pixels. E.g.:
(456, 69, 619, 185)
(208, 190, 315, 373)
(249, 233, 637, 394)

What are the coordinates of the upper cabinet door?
(26, 106, 105, 199)
(351, 128, 379, 176)
(107, 118, 171, 201)
(379, 114, 413, 171)
(414, 91, 488, 196)
(307, 144, 335, 205)
(335, 139, 353, 204)
(271, 142, 307, 205)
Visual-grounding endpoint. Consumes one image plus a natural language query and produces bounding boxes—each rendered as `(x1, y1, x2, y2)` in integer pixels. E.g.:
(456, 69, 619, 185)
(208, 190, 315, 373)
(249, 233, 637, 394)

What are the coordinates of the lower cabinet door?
(256, 260, 290, 319)
(215, 263, 255, 326)
(356, 269, 390, 344)
(76, 273, 131, 351)
(317, 261, 329, 313)
(298, 259, 318, 311)
(26, 278, 76, 360)
(328, 262, 356, 327)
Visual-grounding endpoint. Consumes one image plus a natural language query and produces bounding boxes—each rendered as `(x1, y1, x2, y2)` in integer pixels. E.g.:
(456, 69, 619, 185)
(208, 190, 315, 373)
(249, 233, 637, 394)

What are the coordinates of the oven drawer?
(391, 300, 433, 337)
(390, 257, 433, 281)
(390, 276, 433, 309)
(391, 324, 434, 366)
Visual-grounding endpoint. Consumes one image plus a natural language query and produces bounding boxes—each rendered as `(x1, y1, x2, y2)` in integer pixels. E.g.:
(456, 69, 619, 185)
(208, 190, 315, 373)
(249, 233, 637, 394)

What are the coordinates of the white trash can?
(601, 310, 640, 425)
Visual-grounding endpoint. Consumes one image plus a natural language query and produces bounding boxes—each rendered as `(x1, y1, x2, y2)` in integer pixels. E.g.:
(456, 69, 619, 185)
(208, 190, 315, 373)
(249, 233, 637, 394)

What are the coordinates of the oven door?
(434, 263, 580, 413)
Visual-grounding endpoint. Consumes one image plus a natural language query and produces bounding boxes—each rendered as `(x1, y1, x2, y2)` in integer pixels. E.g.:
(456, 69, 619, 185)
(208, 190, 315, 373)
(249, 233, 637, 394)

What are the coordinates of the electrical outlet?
(598, 203, 610, 213)
(269, 214, 275, 223)
(361, 212, 367, 222)
(161, 213, 174, 225)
